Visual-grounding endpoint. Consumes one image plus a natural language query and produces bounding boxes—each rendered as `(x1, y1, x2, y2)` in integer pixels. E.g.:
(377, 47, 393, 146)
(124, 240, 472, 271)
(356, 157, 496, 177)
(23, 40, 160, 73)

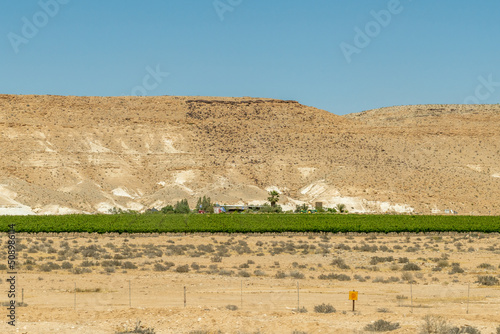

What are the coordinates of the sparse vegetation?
(364, 319, 400, 332)
(116, 320, 155, 334)
(403, 263, 421, 271)
(476, 275, 499, 286)
(313, 303, 336, 313)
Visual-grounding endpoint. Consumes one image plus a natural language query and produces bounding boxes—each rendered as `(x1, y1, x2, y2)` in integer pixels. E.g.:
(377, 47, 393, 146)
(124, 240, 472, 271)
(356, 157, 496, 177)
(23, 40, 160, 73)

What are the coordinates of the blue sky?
(1, 0, 499, 115)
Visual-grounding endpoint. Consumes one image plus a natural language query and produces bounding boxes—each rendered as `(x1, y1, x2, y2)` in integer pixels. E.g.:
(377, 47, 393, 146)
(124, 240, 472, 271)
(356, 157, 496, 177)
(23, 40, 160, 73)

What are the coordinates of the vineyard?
(0, 214, 499, 233)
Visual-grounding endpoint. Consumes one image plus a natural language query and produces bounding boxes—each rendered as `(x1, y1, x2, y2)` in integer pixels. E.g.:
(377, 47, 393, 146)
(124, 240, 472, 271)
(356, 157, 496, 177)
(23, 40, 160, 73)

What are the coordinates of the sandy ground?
(1, 232, 500, 333)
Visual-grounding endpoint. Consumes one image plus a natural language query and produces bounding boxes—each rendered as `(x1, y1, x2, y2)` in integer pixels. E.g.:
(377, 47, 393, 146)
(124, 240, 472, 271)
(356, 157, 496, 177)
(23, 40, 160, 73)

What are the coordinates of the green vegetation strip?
(0, 214, 499, 233)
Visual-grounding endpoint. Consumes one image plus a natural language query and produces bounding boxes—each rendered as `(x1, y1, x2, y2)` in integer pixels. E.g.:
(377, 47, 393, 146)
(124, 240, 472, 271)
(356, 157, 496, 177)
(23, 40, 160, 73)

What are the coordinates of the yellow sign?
(349, 291, 358, 301)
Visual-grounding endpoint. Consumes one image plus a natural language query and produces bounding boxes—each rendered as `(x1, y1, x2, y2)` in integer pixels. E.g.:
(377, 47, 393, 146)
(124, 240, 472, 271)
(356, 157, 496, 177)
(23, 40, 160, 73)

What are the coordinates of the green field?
(0, 214, 499, 233)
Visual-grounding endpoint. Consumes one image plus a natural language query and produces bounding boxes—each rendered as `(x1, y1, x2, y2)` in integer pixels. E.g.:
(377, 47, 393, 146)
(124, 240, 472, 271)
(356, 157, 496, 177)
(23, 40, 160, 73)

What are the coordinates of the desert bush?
(477, 263, 494, 269)
(356, 244, 378, 252)
(122, 261, 138, 269)
(239, 263, 250, 269)
(377, 308, 390, 313)
(153, 263, 168, 271)
(61, 261, 73, 269)
(401, 272, 414, 282)
(101, 260, 122, 267)
(364, 319, 400, 332)
(81, 260, 97, 267)
(385, 262, 398, 270)
(73, 267, 92, 274)
(334, 243, 351, 251)
(27, 246, 39, 253)
(496, 325, 500, 334)
(437, 260, 449, 268)
(218, 269, 233, 276)
(398, 257, 409, 263)
(254, 270, 266, 276)
(211, 255, 222, 263)
(275, 271, 287, 279)
(238, 270, 250, 277)
(403, 263, 421, 271)
(418, 316, 481, 334)
(449, 263, 465, 274)
(175, 265, 189, 273)
(370, 256, 394, 265)
(373, 276, 399, 284)
(116, 320, 156, 334)
(379, 245, 390, 252)
(225, 304, 238, 311)
(39, 264, 53, 272)
(447, 326, 481, 334)
(314, 303, 336, 314)
(290, 271, 305, 279)
(318, 273, 351, 281)
(354, 274, 366, 282)
(197, 244, 215, 253)
(331, 257, 350, 269)
(476, 275, 499, 286)
(40, 262, 61, 272)
(0, 264, 8, 270)
(292, 330, 308, 334)
(191, 262, 200, 270)
(419, 315, 449, 334)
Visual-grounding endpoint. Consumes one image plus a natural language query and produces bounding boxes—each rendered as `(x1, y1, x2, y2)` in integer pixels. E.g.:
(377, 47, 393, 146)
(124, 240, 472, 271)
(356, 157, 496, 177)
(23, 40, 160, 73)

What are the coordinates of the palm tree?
(336, 203, 346, 213)
(267, 190, 280, 207)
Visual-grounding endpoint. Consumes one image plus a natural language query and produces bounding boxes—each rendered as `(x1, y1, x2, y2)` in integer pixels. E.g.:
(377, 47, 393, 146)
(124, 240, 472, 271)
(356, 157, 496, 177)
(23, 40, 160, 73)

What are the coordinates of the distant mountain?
(1, 94, 498, 215)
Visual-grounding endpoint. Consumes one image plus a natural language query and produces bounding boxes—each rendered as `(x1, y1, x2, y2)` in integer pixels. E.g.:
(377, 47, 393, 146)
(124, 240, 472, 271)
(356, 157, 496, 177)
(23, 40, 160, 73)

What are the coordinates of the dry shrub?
(403, 263, 421, 271)
(477, 275, 499, 286)
(175, 265, 189, 273)
(419, 316, 481, 334)
(116, 320, 155, 334)
(364, 319, 400, 332)
(313, 303, 335, 313)
(419, 315, 449, 334)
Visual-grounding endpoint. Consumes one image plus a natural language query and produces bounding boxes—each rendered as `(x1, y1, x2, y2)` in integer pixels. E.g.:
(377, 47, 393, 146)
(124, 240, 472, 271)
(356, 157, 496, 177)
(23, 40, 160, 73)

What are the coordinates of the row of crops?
(0, 214, 499, 233)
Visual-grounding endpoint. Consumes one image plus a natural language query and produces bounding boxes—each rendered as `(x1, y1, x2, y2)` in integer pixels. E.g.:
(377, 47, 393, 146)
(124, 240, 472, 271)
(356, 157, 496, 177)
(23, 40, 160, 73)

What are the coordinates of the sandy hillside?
(0, 94, 499, 215)
(0, 232, 499, 333)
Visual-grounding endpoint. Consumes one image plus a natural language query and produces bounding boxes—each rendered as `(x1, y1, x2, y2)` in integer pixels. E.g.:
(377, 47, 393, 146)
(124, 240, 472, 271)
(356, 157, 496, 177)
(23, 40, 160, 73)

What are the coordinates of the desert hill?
(0, 94, 499, 215)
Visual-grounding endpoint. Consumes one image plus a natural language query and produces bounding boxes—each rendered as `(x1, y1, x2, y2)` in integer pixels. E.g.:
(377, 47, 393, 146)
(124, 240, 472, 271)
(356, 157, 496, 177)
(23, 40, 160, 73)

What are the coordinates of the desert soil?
(1, 232, 499, 333)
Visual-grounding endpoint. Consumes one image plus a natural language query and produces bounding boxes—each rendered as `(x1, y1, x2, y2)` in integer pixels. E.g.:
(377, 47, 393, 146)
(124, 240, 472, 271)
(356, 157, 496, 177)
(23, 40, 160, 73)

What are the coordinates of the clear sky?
(1, 0, 499, 115)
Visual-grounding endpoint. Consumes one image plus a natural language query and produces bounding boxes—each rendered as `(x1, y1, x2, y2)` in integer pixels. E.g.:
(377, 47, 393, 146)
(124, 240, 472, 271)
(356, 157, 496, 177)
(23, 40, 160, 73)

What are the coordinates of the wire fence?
(13, 276, 500, 317)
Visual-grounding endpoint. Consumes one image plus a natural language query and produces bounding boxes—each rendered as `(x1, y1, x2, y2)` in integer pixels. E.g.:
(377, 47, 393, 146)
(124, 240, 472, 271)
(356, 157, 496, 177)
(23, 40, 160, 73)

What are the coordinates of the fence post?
(184, 286, 186, 307)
